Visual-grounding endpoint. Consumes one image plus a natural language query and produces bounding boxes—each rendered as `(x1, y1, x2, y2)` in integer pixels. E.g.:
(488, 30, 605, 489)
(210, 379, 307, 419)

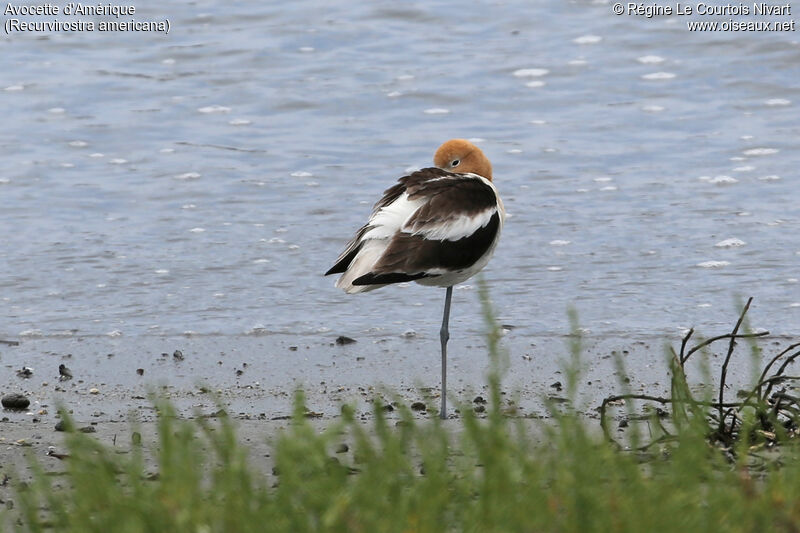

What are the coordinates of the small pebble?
(55, 421, 94, 433)
(335, 443, 349, 453)
(173, 350, 184, 361)
(136, 368, 144, 376)
(335, 335, 357, 346)
(47, 448, 69, 460)
(411, 401, 427, 412)
(89, 388, 99, 395)
(473, 396, 487, 404)
(474, 404, 486, 413)
(2, 393, 30, 410)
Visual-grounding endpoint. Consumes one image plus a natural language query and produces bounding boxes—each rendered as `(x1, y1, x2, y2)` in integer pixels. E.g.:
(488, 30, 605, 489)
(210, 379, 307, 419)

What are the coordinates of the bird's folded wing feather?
(327, 167, 501, 278)
(369, 169, 501, 276)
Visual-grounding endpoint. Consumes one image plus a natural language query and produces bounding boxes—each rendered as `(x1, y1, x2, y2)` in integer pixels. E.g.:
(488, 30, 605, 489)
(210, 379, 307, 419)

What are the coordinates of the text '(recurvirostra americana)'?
(3, 3, 171, 34)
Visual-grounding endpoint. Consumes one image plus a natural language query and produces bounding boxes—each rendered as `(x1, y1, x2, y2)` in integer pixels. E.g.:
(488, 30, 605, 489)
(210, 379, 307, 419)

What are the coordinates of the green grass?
(7, 292, 800, 532)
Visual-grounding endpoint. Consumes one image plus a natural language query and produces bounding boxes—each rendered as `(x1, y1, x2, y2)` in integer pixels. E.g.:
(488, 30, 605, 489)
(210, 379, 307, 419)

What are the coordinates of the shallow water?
(2, 1, 799, 348)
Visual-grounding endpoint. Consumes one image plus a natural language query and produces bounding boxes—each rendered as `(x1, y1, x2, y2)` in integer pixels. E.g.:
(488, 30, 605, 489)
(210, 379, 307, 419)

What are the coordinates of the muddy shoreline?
(1, 330, 773, 507)
(1, 332, 691, 421)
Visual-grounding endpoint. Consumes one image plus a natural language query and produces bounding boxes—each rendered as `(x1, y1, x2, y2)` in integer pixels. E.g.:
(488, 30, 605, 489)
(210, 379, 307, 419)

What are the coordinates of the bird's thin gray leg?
(440, 286, 453, 420)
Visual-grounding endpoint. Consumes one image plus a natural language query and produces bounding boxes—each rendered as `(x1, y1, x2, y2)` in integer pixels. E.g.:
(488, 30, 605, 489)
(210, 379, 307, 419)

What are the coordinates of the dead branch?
(600, 298, 800, 455)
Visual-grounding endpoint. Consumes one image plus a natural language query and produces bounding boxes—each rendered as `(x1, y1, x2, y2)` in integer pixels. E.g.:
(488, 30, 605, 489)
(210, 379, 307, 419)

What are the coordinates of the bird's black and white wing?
(326, 168, 504, 293)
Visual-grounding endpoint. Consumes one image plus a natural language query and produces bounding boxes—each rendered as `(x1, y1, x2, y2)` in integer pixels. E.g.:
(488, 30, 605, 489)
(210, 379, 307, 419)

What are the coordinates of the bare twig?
(718, 298, 754, 435)
(638, 433, 679, 451)
(772, 392, 800, 406)
(600, 394, 672, 447)
(737, 374, 800, 409)
(599, 393, 740, 448)
(600, 298, 800, 454)
(679, 328, 694, 366)
(681, 331, 768, 364)
(756, 342, 800, 397)
(765, 350, 800, 399)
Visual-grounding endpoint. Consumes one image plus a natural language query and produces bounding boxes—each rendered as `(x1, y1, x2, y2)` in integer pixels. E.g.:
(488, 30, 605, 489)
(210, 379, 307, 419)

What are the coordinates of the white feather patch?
(406, 208, 497, 241)
(334, 240, 389, 294)
(363, 193, 424, 240)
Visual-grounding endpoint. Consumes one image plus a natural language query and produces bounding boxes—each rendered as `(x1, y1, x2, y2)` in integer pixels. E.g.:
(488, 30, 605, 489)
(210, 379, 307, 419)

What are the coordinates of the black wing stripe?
(352, 272, 430, 286)
(325, 224, 372, 276)
(325, 242, 362, 275)
(373, 211, 500, 274)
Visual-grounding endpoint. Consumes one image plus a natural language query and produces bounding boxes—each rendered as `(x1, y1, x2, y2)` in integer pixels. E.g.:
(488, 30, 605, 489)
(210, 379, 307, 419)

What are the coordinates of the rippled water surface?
(2, 1, 799, 343)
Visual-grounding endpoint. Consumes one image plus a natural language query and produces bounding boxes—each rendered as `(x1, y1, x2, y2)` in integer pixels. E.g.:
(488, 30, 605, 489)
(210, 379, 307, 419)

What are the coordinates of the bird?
(58, 363, 73, 381)
(325, 139, 505, 419)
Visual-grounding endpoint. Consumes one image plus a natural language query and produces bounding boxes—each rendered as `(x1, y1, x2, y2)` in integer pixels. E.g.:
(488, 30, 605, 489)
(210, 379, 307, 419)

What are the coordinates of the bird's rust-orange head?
(433, 139, 493, 181)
